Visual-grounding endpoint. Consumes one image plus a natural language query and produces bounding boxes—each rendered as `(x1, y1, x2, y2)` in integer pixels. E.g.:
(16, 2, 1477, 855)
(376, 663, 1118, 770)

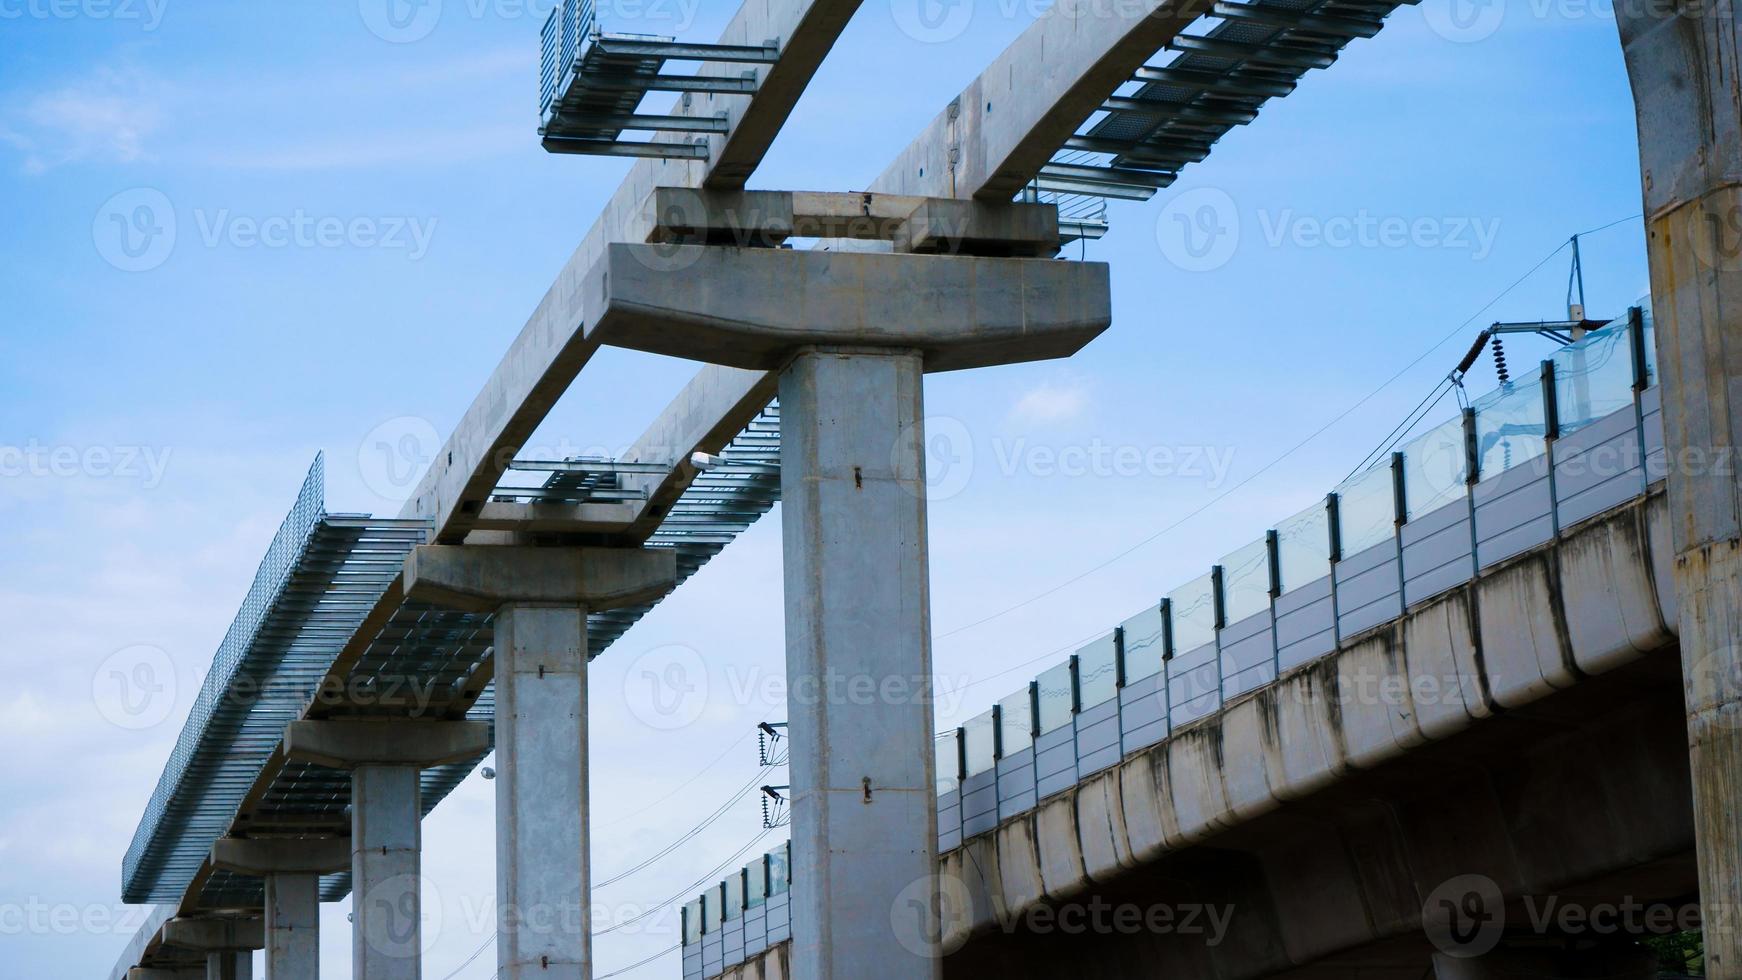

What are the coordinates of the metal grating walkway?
(124, 408, 785, 908)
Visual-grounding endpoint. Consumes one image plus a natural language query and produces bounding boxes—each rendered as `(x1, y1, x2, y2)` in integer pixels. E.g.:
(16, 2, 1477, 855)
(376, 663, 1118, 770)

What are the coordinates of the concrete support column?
(399, 545, 673, 980)
(1619, 3, 1742, 974)
(264, 873, 320, 980)
(780, 347, 940, 980)
(205, 951, 252, 980)
(351, 764, 423, 980)
(494, 602, 590, 979)
(211, 836, 348, 980)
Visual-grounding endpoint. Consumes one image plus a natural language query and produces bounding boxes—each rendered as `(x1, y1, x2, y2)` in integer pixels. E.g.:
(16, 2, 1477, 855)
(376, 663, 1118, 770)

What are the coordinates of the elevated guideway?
(115, 0, 855, 947)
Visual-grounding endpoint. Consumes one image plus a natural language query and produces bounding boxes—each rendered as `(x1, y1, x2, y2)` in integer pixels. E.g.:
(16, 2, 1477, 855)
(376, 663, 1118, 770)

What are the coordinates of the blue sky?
(0, 1, 1648, 977)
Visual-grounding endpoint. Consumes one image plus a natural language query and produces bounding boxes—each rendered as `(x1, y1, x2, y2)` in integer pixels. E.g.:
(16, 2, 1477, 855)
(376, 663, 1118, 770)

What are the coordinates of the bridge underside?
(940, 651, 1693, 978)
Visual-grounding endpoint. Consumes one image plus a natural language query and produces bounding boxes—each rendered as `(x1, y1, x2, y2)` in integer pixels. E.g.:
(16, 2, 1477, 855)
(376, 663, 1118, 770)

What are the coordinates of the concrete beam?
(129, 970, 203, 980)
(399, 0, 863, 546)
(614, 363, 779, 539)
(584, 244, 1112, 372)
(210, 838, 350, 876)
(400, 545, 677, 613)
(282, 720, 490, 770)
(644, 188, 1060, 256)
(161, 918, 264, 952)
(869, 0, 1212, 201)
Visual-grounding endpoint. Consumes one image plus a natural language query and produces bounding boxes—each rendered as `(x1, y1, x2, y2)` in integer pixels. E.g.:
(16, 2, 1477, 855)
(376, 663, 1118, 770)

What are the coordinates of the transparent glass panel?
(1554, 320, 1636, 434)
(724, 871, 743, 920)
(684, 898, 703, 942)
(1335, 463, 1398, 556)
(704, 884, 723, 931)
(768, 843, 790, 895)
(1076, 634, 1119, 708)
(1276, 500, 1330, 593)
(1219, 538, 1272, 624)
(1400, 416, 1468, 519)
(1473, 373, 1547, 479)
(746, 857, 768, 907)
(1036, 661, 1075, 733)
(934, 732, 960, 793)
(963, 709, 997, 775)
(1119, 604, 1166, 681)
(998, 688, 1034, 754)
(1169, 573, 1217, 653)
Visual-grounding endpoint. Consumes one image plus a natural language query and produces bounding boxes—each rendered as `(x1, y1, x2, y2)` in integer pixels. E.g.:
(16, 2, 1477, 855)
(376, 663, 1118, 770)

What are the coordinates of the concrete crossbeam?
(584, 245, 1112, 372)
(643, 188, 1060, 256)
(400, 545, 677, 613)
(210, 838, 349, 876)
(130, 969, 203, 980)
(282, 720, 491, 770)
(161, 918, 264, 952)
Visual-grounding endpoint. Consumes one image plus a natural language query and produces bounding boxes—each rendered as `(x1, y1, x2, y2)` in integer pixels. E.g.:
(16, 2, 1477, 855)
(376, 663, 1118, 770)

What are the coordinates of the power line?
(933, 220, 1640, 644)
(597, 944, 680, 978)
(597, 828, 775, 937)
(595, 764, 773, 889)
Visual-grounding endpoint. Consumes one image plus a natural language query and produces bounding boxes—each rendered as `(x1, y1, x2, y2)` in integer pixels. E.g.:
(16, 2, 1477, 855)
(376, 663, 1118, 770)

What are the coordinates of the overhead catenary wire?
(931, 216, 1642, 645)
(594, 763, 774, 889)
(596, 828, 776, 936)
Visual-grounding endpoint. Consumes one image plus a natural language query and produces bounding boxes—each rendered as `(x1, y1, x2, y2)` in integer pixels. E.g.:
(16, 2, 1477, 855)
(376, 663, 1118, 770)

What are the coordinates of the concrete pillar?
(1618, 4, 1742, 975)
(398, 545, 674, 980)
(264, 873, 320, 980)
(495, 602, 590, 979)
(780, 347, 941, 979)
(205, 951, 251, 980)
(351, 764, 423, 980)
(210, 836, 348, 980)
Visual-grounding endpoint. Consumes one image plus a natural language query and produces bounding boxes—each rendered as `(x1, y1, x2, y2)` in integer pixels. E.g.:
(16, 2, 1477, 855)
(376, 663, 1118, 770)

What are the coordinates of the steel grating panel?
(129, 406, 784, 910)
(1033, 0, 1415, 229)
(123, 454, 432, 903)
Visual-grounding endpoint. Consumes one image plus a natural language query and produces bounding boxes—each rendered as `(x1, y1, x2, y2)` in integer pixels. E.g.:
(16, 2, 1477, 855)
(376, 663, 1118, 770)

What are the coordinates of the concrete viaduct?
(106, 0, 1742, 978)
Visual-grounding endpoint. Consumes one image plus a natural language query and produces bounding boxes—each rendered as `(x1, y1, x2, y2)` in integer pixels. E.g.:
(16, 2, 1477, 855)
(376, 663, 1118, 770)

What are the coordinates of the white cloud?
(5, 67, 166, 174)
(1008, 377, 1090, 424)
